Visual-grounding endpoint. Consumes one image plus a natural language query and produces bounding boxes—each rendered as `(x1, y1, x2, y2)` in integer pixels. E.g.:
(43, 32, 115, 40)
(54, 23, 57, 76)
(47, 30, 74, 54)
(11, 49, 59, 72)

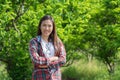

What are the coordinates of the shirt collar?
(37, 35, 41, 43)
(37, 35, 53, 43)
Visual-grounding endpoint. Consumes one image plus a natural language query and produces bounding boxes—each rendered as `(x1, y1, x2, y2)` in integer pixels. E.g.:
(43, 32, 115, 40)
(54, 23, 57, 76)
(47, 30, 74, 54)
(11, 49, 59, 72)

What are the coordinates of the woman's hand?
(39, 65, 48, 68)
(49, 56, 58, 62)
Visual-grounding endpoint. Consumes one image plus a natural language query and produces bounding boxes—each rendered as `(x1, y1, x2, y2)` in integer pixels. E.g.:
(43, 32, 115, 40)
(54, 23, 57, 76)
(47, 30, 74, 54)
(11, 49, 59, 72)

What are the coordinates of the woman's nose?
(45, 26, 49, 30)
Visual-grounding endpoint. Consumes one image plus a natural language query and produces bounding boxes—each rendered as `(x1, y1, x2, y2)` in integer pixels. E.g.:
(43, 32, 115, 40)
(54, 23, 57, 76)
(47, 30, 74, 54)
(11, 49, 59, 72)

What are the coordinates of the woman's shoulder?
(30, 37, 37, 41)
(29, 37, 38, 43)
(29, 36, 41, 43)
(57, 37, 64, 45)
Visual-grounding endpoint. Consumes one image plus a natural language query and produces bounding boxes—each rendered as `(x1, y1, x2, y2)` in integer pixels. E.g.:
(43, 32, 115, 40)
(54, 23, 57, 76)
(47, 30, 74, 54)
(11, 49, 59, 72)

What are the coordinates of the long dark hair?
(37, 15, 60, 56)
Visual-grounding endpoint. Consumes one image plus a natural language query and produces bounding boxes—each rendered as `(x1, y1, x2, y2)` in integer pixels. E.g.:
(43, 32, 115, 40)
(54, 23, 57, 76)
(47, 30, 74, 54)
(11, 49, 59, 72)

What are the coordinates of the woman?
(29, 15, 66, 80)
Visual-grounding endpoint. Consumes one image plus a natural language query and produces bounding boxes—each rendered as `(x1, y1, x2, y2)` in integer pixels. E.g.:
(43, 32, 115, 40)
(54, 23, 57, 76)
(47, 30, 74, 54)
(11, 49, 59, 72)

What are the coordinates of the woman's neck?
(41, 35, 49, 43)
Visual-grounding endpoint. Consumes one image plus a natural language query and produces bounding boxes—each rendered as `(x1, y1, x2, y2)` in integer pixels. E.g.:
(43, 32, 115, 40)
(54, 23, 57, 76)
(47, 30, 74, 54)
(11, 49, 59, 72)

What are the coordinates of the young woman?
(29, 15, 66, 80)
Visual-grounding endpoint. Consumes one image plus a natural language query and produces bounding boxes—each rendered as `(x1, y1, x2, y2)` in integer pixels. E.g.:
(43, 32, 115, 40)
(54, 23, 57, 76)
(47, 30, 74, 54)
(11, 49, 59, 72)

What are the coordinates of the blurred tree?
(83, 0, 120, 74)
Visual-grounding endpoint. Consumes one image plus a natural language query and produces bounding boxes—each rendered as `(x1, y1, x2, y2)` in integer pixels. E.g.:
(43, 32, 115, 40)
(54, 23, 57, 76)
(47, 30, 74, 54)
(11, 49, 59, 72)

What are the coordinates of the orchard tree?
(83, 0, 120, 74)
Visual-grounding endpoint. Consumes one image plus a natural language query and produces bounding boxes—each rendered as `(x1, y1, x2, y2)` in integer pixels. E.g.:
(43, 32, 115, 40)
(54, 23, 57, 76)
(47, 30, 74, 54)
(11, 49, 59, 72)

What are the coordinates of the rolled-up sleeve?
(29, 39, 50, 65)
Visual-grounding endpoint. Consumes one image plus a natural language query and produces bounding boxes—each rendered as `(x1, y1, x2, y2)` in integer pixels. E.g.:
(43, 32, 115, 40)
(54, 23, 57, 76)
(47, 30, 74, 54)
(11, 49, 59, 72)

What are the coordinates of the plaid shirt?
(29, 36, 66, 80)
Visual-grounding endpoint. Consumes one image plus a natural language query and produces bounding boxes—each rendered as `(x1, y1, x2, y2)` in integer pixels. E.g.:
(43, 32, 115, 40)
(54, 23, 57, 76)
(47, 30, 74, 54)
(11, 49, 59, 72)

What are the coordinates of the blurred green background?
(0, 0, 120, 80)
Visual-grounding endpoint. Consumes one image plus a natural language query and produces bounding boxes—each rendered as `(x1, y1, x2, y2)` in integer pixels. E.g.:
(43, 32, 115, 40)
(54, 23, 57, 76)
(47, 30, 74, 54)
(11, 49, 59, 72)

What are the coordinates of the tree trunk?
(105, 58, 115, 75)
(87, 54, 93, 63)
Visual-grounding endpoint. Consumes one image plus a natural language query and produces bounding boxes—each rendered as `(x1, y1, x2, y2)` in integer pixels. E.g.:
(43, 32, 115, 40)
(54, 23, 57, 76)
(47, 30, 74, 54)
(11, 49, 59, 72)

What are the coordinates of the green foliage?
(0, 0, 120, 79)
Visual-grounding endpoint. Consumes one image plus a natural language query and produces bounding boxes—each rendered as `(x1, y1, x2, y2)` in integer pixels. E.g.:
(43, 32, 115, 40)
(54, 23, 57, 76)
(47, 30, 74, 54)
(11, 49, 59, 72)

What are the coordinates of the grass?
(62, 58, 113, 80)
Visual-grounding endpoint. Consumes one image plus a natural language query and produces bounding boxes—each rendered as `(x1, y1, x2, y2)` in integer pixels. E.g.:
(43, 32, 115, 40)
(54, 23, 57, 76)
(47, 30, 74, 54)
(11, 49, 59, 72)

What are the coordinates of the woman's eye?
(48, 25, 52, 27)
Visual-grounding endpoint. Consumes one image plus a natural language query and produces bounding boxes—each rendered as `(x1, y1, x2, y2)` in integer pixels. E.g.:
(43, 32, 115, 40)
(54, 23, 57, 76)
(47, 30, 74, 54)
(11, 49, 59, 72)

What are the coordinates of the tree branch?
(0, 58, 8, 63)
(12, 0, 29, 33)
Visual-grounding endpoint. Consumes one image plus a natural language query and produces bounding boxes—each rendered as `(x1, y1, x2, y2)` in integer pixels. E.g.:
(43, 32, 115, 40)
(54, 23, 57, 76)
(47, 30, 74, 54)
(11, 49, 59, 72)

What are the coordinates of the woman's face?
(40, 19, 53, 38)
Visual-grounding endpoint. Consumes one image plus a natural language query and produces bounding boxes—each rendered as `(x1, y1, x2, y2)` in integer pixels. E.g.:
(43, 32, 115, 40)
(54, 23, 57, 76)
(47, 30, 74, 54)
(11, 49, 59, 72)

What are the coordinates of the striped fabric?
(29, 36, 66, 80)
